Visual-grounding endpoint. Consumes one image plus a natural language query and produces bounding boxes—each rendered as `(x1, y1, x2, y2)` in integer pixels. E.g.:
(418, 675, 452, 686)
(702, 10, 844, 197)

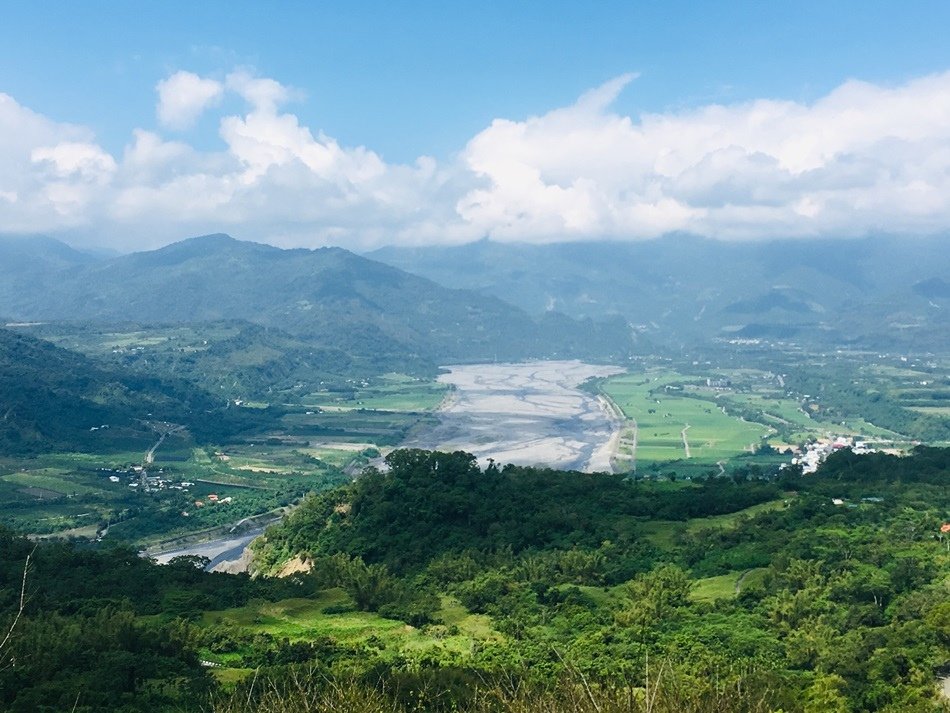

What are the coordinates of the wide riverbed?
(149, 527, 265, 571)
(407, 360, 625, 472)
(151, 361, 625, 569)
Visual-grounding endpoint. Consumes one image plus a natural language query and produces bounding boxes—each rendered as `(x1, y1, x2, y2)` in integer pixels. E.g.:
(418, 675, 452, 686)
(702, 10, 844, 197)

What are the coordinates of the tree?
(804, 673, 850, 713)
(342, 558, 394, 611)
(618, 564, 691, 628)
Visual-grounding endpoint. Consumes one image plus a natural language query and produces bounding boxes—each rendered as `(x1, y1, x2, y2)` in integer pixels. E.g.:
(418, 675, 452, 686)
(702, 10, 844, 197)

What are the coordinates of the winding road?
(628, 416, 639, 472)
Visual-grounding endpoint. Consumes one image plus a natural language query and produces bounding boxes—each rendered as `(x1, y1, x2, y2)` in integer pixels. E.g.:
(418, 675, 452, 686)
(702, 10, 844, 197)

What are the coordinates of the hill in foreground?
(1, 447, 948, 711)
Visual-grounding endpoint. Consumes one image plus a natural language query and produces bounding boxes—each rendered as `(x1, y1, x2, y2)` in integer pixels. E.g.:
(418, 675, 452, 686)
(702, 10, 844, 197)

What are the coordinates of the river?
(151, 360, 625, 570)
(149, 527, 266, 571)
(406, 360, 625, 472)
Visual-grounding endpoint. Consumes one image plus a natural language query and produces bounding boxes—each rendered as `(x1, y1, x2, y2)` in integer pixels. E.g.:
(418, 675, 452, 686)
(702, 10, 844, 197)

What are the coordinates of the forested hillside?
(1, 448, 947, 712)
(0, 234, 632, 365)
(252, 449, 783, 575)
(0, 328, 275, 453)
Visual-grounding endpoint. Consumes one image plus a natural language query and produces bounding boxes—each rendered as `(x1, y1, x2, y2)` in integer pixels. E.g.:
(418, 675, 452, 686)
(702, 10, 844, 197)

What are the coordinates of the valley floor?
(404, 360, 624, 471)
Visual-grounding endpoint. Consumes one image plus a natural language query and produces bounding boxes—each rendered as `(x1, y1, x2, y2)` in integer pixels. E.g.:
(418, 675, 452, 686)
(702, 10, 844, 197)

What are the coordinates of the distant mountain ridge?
(0, 234, 632, 365)
(369, 235, 950, 351)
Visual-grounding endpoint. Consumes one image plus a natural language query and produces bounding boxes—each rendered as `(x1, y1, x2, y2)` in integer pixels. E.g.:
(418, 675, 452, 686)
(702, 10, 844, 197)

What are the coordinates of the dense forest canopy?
(0, 447, 947, 711)
(253, 449, 784, 576)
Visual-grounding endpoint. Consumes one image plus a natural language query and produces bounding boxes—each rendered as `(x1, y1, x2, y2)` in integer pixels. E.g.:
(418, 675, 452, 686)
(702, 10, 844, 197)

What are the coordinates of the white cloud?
(28, 142, 116, 220)
(31, 142, 116, 182)
(225, 70, 294, 113)
(156, 70, 223, 129)
(457, 70, 950, 242)
(0, 94, 114, 230)
(3, 69, 950, 249)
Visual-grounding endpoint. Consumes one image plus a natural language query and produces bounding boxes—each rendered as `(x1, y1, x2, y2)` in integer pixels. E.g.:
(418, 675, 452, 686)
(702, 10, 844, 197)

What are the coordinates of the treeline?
(252, 449, 782, 575)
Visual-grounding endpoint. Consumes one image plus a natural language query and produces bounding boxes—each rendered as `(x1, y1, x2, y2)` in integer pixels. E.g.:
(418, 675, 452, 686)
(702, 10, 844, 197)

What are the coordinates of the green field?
(600, 359, 939, 471)
(303, 373, 448, 412)
(691, 567, 769, 602)
(637, 497, 792, 550)
(690, 572, 743, 602)
(599, 370, 771, 465)
(1, 470, 111, 497)
(721, 392, 817, 441)
(200, 589, 503, 670)
(909, 405, 950, 416)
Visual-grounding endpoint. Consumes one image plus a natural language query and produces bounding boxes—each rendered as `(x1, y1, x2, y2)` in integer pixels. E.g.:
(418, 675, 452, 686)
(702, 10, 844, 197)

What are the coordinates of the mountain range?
(370, 234, 950, 352)
(3, 230, 946, 390)
(0, 233, 632, 367)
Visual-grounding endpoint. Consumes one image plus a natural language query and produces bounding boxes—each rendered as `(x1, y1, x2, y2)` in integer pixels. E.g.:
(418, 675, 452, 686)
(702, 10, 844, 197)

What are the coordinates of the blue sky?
(5, 1, 949, 161)
(1, 1, 950, 249)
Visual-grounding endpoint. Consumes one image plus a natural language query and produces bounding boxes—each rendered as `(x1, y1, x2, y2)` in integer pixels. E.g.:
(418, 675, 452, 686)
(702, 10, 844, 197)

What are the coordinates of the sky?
(1, 1, 950, 251)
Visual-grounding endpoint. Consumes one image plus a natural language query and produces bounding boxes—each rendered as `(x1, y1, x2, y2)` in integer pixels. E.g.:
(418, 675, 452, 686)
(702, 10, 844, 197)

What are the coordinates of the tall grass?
(211, 664, 786, 713)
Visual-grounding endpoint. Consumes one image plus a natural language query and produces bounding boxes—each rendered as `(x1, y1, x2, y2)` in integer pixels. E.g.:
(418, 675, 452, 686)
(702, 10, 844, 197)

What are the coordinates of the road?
(145, 425, 184, 464)
(626, 416, 639, 472)
(681, 424, 692, 458)
(735, 568, 754, 594)
(587, 395, 625, 472)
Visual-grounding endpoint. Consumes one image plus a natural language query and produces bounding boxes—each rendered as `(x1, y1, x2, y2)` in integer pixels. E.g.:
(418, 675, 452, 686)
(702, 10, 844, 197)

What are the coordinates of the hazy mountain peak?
(154, 232, 243, 254)
(0, 233, 97, 264)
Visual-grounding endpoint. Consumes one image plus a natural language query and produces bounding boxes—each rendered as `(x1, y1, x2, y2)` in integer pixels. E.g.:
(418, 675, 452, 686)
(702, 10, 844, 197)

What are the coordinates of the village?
(97, 463, 234, 517)
(787, 435, 877, 474)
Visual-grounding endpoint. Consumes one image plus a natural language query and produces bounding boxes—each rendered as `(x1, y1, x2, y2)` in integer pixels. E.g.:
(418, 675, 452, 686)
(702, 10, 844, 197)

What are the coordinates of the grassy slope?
(201, 589, 504, 673)
(203, 497, 790, 681)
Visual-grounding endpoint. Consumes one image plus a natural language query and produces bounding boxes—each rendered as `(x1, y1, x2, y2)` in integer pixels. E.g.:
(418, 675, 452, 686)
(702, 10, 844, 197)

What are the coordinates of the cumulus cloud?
(225, 70, 294, 113)
(458, 71, 950, 241)
(156, 70, 224, 129)
(0, 93, 110, 230)
(3, 68, 950, 250)
(31, 142, 116, 182)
